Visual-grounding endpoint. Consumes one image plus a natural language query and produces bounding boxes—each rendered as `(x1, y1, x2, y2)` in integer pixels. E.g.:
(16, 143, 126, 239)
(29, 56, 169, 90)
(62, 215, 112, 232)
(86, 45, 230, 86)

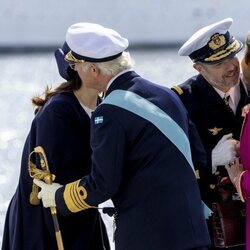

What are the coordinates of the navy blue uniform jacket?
(172, 74, 250, 207)
(56, 72, 211, 250)
(2, 92, 110, 250)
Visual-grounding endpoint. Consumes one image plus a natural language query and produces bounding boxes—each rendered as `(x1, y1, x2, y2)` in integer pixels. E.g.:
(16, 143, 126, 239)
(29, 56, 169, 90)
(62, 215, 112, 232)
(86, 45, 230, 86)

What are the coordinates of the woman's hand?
(225, 158, 243, 187)
(242, 104, 250, 117)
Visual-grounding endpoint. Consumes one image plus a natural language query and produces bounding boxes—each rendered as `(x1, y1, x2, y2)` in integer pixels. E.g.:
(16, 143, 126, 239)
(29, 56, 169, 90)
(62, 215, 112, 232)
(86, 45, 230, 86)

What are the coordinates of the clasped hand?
(33, 179, 62, 208)
(212, 133, 239, 173)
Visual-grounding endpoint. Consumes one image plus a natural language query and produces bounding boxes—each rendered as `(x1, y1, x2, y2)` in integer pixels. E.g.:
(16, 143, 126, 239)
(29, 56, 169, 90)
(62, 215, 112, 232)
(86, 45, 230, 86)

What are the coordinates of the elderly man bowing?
(35, 22, 211, 250)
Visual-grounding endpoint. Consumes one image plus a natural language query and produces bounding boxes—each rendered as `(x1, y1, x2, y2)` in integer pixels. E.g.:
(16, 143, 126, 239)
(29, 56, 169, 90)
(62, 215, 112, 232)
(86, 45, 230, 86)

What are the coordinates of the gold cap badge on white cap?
(178, 18, 242, 64)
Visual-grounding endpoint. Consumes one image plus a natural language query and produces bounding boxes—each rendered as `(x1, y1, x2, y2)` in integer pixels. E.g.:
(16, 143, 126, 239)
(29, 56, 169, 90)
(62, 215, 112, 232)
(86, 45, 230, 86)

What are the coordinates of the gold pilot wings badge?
(208, 127, 223, 135)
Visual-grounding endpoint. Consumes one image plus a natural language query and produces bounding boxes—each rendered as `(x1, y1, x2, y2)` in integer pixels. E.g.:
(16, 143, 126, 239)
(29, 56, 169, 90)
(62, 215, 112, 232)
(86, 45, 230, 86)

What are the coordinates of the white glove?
(33, 179, 62, 208)
(211, 133, 238, 173)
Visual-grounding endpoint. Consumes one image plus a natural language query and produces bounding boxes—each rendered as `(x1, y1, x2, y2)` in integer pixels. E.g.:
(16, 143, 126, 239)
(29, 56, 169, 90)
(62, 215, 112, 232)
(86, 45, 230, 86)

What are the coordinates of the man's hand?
(34, 179, 62, 208)
(212, 133, 238, 172)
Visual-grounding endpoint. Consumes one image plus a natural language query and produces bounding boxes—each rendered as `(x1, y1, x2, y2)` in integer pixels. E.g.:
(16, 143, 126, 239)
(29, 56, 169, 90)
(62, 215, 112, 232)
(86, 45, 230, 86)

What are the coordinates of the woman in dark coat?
(1, 43, 110, 250)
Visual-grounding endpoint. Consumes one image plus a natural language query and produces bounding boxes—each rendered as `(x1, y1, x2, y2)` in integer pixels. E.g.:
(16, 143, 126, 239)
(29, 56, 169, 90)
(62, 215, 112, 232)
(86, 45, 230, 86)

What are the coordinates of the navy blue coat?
(2, 92, 110, 250)
(171, 74, 250, 207)
(56, 72, 211, 250)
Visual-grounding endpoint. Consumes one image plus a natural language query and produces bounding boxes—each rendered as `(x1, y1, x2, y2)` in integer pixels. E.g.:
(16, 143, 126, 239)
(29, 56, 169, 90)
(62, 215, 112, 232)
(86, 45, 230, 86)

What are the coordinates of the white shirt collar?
(213, 84, 239, 105)
(79, 103, 94, 118)
(106, 69, 133, 91)
(213, 83, 241, 113)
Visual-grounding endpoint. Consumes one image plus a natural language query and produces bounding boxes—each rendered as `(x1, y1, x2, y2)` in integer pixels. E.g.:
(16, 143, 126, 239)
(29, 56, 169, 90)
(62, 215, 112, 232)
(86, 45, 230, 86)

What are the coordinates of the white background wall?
(0, 0, 250, 47)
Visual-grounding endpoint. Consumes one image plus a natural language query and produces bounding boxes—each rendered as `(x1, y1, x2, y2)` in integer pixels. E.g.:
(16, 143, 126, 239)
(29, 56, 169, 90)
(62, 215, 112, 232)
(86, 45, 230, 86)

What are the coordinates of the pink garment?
(240, 111, 250, 250)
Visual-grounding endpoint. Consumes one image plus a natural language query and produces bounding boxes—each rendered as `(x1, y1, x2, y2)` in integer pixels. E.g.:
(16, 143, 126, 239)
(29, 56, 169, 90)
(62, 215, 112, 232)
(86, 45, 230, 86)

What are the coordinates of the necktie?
(223, 94, 233, 113)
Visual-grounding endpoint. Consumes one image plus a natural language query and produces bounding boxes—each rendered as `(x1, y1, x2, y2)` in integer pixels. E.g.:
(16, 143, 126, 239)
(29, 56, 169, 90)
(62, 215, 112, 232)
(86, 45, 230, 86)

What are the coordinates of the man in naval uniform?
(34, 22, 211, 250)
(171, 18, 250, 249)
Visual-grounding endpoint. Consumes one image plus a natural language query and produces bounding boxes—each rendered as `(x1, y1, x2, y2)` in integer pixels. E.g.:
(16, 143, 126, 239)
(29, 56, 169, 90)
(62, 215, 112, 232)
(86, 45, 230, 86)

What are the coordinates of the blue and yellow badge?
(94, 116, 104, 124)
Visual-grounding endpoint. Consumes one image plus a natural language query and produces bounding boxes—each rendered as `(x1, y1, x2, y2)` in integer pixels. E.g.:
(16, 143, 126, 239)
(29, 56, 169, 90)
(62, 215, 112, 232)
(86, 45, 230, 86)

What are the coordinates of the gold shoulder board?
(171, 86, 183, 95)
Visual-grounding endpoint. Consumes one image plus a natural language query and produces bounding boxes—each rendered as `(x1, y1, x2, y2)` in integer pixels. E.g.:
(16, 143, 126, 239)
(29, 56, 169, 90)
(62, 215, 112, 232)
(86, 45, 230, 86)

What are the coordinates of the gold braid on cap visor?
(65, 51, 85, 63)
(63, 179, 93, 213)
(204, 40, 241, 62)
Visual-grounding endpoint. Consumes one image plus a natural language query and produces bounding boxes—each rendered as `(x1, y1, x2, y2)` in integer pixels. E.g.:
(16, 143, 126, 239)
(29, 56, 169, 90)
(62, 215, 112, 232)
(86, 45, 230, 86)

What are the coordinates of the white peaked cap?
(65, 22, 129, 63)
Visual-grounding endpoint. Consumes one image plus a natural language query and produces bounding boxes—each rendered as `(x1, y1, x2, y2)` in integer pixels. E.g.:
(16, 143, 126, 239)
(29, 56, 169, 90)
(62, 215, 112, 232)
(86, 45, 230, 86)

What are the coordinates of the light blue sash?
(101, 89, 212, 218)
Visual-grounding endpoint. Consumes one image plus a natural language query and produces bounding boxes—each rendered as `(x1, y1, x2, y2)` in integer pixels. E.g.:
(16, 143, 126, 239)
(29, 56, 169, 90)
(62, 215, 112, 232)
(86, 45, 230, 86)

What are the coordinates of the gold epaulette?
(63, 179, 92, 213)
(171, 86, 183, 95)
